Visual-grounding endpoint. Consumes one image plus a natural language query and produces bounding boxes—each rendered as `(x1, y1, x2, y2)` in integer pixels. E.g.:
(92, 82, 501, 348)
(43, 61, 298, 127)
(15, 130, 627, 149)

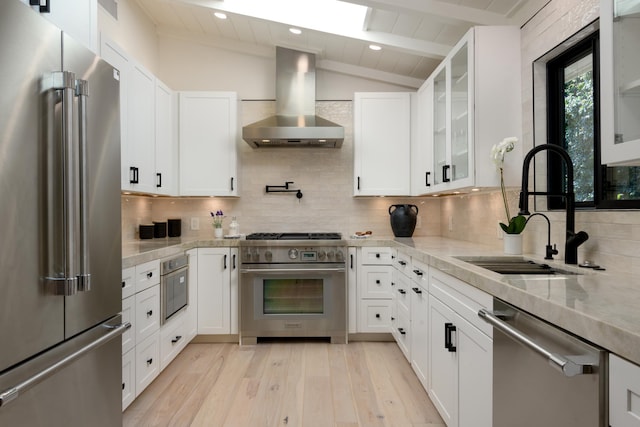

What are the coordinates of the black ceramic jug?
(389, 204, 419, 237)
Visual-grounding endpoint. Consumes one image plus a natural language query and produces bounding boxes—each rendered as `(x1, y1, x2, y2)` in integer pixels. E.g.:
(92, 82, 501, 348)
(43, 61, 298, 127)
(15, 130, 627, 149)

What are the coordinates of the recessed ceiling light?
(289, 28, 302, 35)
(214, 12, 227, 19)
(369, 44, 382, 51)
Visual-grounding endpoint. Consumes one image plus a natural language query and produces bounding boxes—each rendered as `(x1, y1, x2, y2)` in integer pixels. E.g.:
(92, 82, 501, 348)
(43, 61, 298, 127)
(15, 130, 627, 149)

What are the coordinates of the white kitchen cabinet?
(600, 0, 640, 166)
(409, 258, 429, 391)
(357, 247, 394, 333)
(134, 285, 160, 344)
(353, 92, 412, 196)
(135, 333, 160, 398)
(421, 26, 522, 194)
(392, 268, 411, 360)
(185, 248, 199, 340)
(197, 248, 237, 335)
(121, 295, 135, 355)
(121, 349, 135, 410)
(428, 268, 492, 427)
(134, 259, 160, 294)
(179, 92, 238, 196)
(348, 247, 358, 334)
(27, 0, 98, 52)
(159, 310, 188, 370)
(154, 80, 178, 195)
(121, 266, 135, 300)
(127, 60, 157, 194)
(610, 353, 640, 427)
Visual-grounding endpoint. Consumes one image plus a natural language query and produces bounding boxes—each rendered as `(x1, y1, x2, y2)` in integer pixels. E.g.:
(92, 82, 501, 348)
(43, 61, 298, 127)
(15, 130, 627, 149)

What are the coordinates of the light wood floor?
(124, 341, 446, 427)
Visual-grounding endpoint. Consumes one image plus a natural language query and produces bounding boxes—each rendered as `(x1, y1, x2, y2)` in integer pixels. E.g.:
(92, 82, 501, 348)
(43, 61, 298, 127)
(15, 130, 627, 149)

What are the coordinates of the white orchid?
(491, 136, 518, 169)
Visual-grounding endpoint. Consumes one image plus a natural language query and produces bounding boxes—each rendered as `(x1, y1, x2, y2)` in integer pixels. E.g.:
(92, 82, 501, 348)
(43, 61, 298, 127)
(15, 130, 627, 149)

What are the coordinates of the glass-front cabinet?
(413, 26, 522, 195)
(601, 0, 640, 166)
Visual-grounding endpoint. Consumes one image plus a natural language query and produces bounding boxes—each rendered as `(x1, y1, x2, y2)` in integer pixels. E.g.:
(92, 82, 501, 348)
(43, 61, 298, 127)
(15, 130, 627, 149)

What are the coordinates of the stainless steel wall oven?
(240, 233, 347, 344)
(160, 254, 189, 325)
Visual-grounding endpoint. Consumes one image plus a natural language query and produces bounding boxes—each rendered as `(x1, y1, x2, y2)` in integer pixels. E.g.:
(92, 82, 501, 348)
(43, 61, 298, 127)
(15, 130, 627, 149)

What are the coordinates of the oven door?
(240, 264, 346, 344)
(161, 266, 188, 325)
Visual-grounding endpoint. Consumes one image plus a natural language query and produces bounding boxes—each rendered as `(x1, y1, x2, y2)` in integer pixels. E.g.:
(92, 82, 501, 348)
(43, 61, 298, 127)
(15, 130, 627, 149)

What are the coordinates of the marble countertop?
(122, 235, 640, 365)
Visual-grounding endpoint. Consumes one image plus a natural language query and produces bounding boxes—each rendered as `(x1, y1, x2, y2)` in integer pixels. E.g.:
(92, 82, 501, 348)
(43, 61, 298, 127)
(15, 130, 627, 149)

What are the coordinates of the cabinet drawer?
(135, 259, 160, 293)
(393, 251, 412, 276)
(135, 333, 160, 397)
(360, 265, 393, 298)
(122, 349, 135, 411)
(410, 258, 429, 289)
(160, 310, 188, 371)
(121, 295, 135, 354)
(122, 266, 135, 299)
(610, 354, 640, 427)
(135, 285, 160, 343)
(394, 270, 411, 313)
(394, 308, 411, 362)
(360, 247, 393, 265)
(358, 300, 393, 333)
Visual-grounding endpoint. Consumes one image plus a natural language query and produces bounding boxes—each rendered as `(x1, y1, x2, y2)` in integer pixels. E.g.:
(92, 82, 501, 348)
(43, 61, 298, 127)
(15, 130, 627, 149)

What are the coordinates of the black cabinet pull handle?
(146, 271, 153, 278)
(399, 260, 407, 266)
(398, 289, 406, 295)
(445, 322, 457, 352)
(129, 166, 139, 184)
(413, 269, 423, 276)
(121, 281, 125, 288)
(442, 164, 451, 182)
(426, 171, 431, 187)
(391, 281, 395, 286)
(375, 313, 380, 319)
(156, 172, 162, 188)
(357, 176, 360, 190)
(122, 383, 125, 390)
(232, 254, 236, 270)
(30, 0, 50, 13)
(391, 317, 396, 321)
(171, 335, 182, 344)
(223, 254, 227, 269)
(146, 310, 153, 317)
(398, 328, 406, 335)
(412, 287, 422, 294)
(146, 358, 153, 365)
(350, 254, 354, 269)
(375, 279, 380, 284)
(230, 177, 234, 191)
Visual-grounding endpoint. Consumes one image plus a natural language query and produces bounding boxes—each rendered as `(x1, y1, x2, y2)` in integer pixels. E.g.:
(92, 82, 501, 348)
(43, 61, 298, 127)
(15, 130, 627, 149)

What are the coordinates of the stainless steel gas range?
(239, 233, 347, 345)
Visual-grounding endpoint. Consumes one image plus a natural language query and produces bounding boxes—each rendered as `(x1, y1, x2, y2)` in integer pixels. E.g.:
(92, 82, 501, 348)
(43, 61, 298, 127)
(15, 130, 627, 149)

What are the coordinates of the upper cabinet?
(600, 0, 640, 166)
(354, 92, 412, 196)
(179, 92, 239, 197)
(24, 0, 98, 52)
(413, 26, 522, 195)
(100, 35, 178, 195)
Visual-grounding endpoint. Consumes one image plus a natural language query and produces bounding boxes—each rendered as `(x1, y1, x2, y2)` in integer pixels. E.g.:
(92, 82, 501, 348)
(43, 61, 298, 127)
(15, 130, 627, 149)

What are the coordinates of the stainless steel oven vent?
(242, 47, 344, 148)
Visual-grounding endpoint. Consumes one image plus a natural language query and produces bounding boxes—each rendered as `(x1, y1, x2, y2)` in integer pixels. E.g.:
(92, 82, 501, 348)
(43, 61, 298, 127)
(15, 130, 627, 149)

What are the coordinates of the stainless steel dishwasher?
(478, 299, 607, 427)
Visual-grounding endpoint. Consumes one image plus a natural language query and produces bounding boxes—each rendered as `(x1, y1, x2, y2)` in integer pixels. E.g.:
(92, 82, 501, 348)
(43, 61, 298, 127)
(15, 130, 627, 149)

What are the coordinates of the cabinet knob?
(171, 335, 182, 344)
(146, 271, 153, 279)
(147, 310, 153, 317)
(398, 289, 406, 295)
(376, 279, 381, 284)
(122, 383, 125, 390)
(413, 269, 423, 276)
(375, 253, 381, 258)
(412, 287, 422, 294)
(398, 328, 406, 335)
(121, 281, 125, 288)
(146, 358, 153, 365)
(375, 313, 380, 319)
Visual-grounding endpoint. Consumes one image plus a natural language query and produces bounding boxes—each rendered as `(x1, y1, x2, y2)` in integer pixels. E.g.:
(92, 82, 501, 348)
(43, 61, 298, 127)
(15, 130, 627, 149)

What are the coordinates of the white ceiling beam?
(343, 0, 514, 26)
(318, 59, 424, 89)
(174, 0, 451, 58)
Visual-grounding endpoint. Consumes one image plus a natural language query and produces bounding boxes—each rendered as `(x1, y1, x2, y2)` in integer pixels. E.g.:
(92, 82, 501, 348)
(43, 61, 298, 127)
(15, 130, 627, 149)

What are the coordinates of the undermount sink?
(456, 256, 581, 276)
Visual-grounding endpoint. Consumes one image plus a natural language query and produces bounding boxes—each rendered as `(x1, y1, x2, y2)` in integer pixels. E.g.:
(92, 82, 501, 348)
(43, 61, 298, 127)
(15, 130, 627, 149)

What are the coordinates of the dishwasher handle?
(478, 308, 595, 377)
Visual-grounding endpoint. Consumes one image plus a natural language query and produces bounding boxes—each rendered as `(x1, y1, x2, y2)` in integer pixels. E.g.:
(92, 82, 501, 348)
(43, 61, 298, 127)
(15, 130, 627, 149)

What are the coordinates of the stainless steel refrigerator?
(0, 1, 128, 425)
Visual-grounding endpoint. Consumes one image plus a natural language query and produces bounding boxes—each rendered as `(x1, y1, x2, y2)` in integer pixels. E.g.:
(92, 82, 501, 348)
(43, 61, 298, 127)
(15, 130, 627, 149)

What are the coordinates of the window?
(546, 31, 640, 209)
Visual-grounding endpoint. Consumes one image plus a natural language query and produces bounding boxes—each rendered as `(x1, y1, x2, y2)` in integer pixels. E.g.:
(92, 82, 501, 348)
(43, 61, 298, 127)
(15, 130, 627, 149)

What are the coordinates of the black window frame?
(546, 30, 640, 210)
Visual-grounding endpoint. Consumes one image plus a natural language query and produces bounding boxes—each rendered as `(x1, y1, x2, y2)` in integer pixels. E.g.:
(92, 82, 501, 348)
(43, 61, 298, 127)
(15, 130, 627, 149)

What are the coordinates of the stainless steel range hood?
(242, 47, 344, 148)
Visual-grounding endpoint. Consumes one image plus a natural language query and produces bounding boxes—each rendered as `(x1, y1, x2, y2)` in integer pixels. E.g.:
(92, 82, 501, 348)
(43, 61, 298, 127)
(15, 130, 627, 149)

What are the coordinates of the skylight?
(222, 0, 368, 34)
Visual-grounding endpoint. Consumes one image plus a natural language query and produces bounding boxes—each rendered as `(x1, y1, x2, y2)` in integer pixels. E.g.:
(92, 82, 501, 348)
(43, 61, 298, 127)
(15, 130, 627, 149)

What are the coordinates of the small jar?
(229, 216, 239, 236)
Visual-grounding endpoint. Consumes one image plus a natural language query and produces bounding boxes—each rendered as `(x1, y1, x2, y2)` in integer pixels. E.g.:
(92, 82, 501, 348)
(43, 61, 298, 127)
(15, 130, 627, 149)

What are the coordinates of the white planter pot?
(503, 233, 523, 255)
(214, 227, 223, 238)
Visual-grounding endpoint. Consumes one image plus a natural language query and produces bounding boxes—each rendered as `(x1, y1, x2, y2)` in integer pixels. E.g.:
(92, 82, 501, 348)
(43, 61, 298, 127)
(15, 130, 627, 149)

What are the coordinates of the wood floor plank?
(123, 341, 445, 427)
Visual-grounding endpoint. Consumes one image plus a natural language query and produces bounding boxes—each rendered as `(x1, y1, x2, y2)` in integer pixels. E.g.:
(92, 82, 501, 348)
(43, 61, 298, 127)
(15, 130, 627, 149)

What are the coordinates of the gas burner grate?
(245, 232, 342, 240)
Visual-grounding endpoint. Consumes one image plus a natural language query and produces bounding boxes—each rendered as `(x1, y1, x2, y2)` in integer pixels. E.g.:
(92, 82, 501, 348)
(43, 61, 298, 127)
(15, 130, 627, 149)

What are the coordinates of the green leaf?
(502, 215, 527, 234)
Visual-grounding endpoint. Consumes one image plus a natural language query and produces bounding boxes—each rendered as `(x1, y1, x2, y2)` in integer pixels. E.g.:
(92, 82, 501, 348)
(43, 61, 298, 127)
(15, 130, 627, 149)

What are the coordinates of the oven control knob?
(335, 250, 344, 262)
(327, 250, 335, 259)
(264, 250, 272, 261)
(317, 250, 326, 260)
(288, 248, 299, 259)
(252, 249, 260, 262)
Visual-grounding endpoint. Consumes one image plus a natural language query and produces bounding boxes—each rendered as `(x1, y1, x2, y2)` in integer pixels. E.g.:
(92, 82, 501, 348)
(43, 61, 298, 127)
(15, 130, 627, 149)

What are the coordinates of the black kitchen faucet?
(518, 144, 589, 264)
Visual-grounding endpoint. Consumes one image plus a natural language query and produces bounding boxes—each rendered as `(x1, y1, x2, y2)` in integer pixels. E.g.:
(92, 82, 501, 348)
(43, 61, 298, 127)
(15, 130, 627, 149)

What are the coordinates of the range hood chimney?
(242, 47, 344, 148)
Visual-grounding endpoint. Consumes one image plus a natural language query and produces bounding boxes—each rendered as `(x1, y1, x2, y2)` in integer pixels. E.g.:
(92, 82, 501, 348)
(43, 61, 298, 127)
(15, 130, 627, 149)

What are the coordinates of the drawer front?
(121, 295, 135, 354)
(122, 266, 135, 300)
(358, 300, 393, 333)
(135, 333, 160, 397)
(122, 349, 135, 411)
(610, 353, 640, 427)
(361, 266, 393, 298)
(410, 258, 429, 289)
(394, 270, 411, 313)
(135, 285, 160, 343)
(393, 251, 412, 276)
(360, 247, 393, 265)
(394, 308, 411, 361)
(135, 259, 160, 293)
(160, 311, 188, 371)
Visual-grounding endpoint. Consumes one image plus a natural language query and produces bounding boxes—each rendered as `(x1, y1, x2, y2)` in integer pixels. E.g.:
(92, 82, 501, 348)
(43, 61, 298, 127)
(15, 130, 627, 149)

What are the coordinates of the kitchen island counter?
(122, 235, 640, 365)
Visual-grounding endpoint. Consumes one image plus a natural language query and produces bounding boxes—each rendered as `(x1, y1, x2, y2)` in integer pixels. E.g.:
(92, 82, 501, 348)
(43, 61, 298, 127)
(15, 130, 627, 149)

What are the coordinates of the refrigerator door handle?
(0, 321, 130, 408)
(75, 79, 91, 292)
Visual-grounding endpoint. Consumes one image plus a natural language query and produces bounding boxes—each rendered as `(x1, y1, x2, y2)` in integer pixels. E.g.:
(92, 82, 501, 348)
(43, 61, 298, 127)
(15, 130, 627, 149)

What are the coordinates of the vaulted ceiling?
(135, 0, 548, 88)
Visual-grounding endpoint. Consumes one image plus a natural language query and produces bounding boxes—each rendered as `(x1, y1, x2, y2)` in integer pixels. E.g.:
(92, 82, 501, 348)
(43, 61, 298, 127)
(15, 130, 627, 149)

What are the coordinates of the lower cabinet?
(135, 333, 160, 397)
(610, 353, 640, 427)
(197, 247, 238, 335)
(356, 247, 394, 333)
(409, 259, 429, 391)
(121, 349, 135, 410)
(427, 268, 492, 427)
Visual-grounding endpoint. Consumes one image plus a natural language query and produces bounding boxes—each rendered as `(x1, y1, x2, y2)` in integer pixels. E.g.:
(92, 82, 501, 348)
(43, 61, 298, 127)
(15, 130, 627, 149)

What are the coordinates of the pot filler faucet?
(518, 144, 588, 264)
